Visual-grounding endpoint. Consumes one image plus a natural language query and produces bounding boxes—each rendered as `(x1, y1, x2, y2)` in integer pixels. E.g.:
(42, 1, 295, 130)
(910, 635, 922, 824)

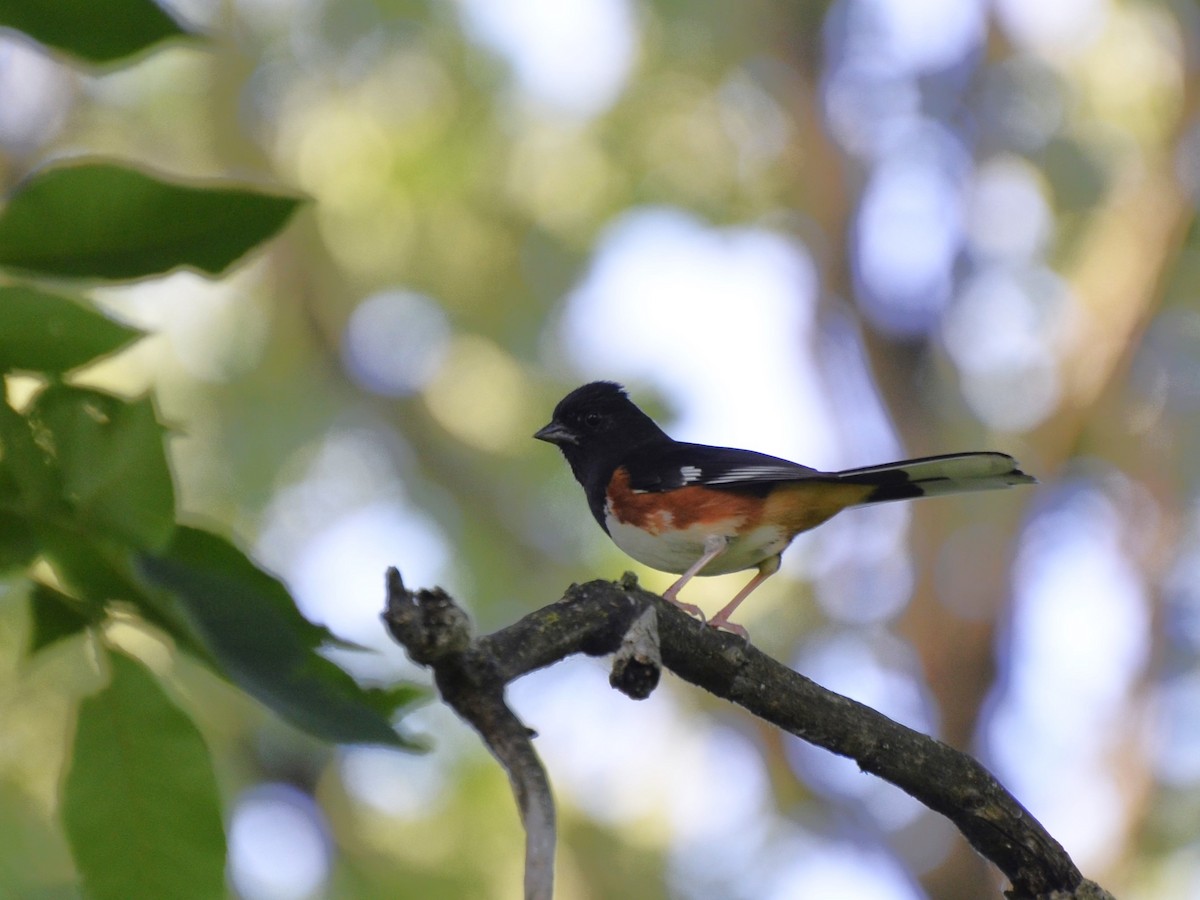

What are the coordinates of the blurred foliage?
(0, 162, 303, 279)
(63, 651, 226, 900)
(0, 7, 425, 897)
(0, 0, 190, 65)
(1, 0, 1200, 898)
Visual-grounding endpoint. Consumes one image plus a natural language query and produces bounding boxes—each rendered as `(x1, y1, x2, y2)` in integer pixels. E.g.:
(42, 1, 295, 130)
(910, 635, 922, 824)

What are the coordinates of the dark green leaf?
(0, 285, 143, 373)
(0, 161, 303, 280)
(360, 683, 430, 720)
(32, 385, 175, 549)
(0, 394, 58, 512)
(28, 581, 96, 654)
(0, 0, 189, 66)
(63, 650, 226, 900)
(38, 520, 155, 604)
(37, 521, 212, 663)
(362, 684, 432, 750)
(0, 509, 37, 571)
(139, 526, 411, 747)
(143, 522, 336, 651)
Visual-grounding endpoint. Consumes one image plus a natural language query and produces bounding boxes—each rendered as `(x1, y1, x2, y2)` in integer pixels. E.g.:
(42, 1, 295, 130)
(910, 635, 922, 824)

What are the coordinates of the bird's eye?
(582, 411, 603, 429)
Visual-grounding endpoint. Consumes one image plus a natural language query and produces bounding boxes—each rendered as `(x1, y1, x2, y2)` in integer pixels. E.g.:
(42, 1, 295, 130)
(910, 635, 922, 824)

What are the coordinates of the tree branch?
(382, 569, 1113, 900)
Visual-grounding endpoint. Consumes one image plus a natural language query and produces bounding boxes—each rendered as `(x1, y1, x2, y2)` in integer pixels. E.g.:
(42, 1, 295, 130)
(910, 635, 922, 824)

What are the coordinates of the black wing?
(621, 442, 821, 495)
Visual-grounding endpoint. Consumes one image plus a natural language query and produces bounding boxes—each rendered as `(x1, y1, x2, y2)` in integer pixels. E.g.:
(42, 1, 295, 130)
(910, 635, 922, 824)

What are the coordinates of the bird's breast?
(603, 469, 790, 575)
(603, 509, 790, 575)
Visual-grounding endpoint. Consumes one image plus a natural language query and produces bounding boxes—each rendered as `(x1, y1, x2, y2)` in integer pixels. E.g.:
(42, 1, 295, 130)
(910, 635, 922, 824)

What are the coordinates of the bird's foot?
(707, 615, 750, 643)
(663, 593, 707, 625)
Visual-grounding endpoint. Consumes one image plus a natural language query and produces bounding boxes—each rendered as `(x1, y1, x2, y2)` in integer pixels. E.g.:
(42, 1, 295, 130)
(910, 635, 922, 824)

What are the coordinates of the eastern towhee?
(535, 381, 1036, 640)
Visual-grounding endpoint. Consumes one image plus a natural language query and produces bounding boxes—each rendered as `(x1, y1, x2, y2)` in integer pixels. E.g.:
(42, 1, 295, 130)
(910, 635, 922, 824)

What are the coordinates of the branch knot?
(382, 567, 472, 665)
(609, 605, 662, 700)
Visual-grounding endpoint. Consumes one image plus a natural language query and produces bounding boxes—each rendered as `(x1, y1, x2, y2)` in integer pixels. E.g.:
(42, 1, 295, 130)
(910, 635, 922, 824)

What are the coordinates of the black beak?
(533, 421, 578, 445)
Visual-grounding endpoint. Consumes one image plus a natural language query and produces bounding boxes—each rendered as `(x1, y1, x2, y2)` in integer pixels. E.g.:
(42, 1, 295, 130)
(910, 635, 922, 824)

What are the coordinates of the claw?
(707, 616, 750, 643)
(664, 595, 707, 624)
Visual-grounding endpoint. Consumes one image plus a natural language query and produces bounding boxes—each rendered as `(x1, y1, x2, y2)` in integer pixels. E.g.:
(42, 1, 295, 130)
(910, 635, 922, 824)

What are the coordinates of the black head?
(534, 382, 668, 483)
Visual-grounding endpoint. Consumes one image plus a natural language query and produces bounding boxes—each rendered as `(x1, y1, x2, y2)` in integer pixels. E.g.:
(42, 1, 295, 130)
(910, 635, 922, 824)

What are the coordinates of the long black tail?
(835, 452, 1036, 505)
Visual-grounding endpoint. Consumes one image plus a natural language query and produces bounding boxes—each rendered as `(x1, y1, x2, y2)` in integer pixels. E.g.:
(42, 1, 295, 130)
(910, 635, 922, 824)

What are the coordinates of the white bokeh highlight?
(508, 656, 777, 892)
(0, 36, 72, 151)
(873, 0, 986, 74)
(456, 0, 639, 117)
(993, 0, 1111, 58)
(965, 155, 1054, 263)
(941, 265, 1072, 432)
(91, 270, 271, 382)
(228, 784, 331, 900)
(854, 136, 966, 336)
(342, 289, 450, 397)
(255, 426, 451, 678)
(339, 742, 449, 818)
(986, 479, 1150, 867)
(760, 833, 923, 900)
(561, 206, 837, 468)
(288, 503, 449, 647)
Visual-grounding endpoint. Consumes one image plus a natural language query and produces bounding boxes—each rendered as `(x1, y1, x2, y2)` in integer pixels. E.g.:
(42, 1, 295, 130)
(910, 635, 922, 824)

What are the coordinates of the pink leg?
(661, 534, 728, 623)
(708, 555, 782, 641)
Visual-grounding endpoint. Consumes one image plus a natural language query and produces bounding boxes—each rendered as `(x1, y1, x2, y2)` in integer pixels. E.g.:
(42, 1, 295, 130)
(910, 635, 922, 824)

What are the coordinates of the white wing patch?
(702, 465, 805, 485)
(680, 465, 703, 484)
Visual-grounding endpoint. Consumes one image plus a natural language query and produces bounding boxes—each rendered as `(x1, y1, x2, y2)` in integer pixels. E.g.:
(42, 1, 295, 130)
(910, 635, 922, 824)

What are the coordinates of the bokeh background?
(3, 0, 1200, 897)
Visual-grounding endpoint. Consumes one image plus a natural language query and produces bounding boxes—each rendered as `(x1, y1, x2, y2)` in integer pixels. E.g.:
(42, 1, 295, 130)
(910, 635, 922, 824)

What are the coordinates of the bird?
(534, 381, 1036, 640)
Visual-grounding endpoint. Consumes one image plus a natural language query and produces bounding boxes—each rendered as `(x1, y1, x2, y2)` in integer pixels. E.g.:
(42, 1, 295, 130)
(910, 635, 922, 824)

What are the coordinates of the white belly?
(604, 512, 790, 576)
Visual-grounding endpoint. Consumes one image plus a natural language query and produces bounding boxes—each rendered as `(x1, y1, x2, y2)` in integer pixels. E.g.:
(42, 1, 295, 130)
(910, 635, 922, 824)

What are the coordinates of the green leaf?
(0, 509, 38, 571)
(0, 285, 143, 373)
(0, 779, 77, 898)
(361, 684, 432, 750)
(63, 650, 226, 900)
(139, 527, 411, 747)
(0, 161, 303, 280)
(32, 385, 175, 550)
(146, 523, 338, 651)
(28, 581, 96, 653)
(360, 683, 430, 721)
(38, 520, 156, 604)
(0, 394, 59, 512)
(0, 0, 190, 66)
(37, 521, 213, 662)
